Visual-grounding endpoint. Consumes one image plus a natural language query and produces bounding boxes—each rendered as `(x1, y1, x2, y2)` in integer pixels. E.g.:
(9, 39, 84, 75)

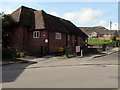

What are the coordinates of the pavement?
(2, 47, 119, 71)
(91, 47, 119, 59)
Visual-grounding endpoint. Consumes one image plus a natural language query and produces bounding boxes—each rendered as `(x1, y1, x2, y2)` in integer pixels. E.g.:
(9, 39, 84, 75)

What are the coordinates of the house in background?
(79, 26, 108, 38)
(79, 26, 119, 40)
(90, 31, 99, 38)
(10, 6, 88, 55)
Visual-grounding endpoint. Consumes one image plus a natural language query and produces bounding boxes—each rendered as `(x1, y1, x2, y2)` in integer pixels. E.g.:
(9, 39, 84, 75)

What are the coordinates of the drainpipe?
(48, 30, 49, 54)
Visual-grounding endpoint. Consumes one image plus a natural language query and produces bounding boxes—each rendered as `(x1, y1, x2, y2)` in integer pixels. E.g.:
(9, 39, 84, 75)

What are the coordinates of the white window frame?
(55, 32, 61, 40)
(33, 31, 40, 38)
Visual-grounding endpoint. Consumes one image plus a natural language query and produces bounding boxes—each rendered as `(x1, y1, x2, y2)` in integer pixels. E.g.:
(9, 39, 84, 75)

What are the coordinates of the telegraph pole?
(110, 21, 112, 36)
(110, 21, 112, 43)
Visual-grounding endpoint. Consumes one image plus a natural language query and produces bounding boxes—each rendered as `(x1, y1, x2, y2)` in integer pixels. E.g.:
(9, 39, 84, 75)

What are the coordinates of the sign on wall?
(45, 39, 48, 43)
(76, 46, 80, 52)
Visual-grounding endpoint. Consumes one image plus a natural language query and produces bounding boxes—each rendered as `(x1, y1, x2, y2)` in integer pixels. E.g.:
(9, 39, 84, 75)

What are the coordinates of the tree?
(111, 36, 117, 47)
(2, 13, 17, 48)
(2, 13, 17, 60)
(111, 36, 116, 42)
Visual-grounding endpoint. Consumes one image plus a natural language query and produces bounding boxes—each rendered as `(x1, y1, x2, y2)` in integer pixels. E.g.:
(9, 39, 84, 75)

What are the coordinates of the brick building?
(10, 6, 88, 55)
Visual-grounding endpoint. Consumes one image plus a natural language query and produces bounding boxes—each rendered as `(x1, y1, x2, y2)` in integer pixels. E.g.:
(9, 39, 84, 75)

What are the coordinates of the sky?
(0, 2, 119, 30)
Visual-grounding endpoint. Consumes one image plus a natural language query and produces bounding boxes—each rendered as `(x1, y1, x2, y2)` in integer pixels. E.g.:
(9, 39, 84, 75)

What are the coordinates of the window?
(56, 32, 61, 40)
(33, 31, 40, 38)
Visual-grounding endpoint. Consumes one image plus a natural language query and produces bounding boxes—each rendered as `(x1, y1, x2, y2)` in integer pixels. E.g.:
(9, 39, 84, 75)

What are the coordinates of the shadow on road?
(83, 48, 105, 57)
(2, 60, 37, 83)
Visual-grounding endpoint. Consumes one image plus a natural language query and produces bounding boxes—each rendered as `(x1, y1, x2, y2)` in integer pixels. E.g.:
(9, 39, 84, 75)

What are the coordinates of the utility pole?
(110, 21, 112, 36)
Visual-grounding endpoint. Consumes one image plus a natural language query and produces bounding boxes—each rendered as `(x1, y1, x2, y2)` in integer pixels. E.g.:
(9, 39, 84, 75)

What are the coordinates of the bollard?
(81, 49, 83, 58)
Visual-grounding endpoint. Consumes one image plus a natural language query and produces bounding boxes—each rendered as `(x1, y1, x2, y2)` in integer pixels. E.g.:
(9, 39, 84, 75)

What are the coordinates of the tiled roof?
(11, 6, 88, 37)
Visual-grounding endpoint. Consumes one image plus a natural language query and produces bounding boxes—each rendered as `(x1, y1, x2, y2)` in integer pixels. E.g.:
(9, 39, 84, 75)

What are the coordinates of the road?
(81, 50, 119, 65)
(2, 51, 119, 88)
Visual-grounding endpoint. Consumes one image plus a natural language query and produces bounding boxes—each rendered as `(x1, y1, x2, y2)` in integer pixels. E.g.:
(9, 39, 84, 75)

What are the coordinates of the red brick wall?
(10, 26, 48, 54)
(28, 30, 48, 54)
(49, 31, 66, 53)
(78, 36, 84, 47)
(10, 26, 24, 50)
(72, 35, 75, 46)
(67, 34, 72, 47)
(10, 26, 86, 54)
(68, 35, 85, 47)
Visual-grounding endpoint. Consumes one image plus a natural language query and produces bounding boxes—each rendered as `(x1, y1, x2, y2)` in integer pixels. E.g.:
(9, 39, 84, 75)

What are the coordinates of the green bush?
(97, 48, 103, 52)
(111, 41, 116, 47)
(16, 51, 26, 58)
(61, 55, 69, 60)
(111, 36, 116, 42)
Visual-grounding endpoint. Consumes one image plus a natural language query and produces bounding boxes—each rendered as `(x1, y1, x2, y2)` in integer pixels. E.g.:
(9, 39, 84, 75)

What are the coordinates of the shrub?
(111, 41, 116, 47)
(16, 51, 26, 58)
(20, 52, 25, 57)
(61, 55, 69, 60)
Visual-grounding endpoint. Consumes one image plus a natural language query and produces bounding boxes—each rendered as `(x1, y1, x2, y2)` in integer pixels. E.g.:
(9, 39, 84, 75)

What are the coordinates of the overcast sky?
(0, 2, 119, 30)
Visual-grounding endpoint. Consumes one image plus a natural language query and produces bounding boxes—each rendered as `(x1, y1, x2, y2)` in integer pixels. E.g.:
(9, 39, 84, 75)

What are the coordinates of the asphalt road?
(2, 51, 119, 88)
(82, 50, 119, 65)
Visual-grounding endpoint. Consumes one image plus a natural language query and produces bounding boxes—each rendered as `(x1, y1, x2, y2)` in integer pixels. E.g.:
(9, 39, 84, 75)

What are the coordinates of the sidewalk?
(92, 47, 119, 59)
(2, 47, 119, 71)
